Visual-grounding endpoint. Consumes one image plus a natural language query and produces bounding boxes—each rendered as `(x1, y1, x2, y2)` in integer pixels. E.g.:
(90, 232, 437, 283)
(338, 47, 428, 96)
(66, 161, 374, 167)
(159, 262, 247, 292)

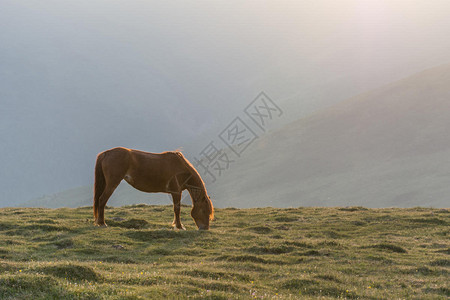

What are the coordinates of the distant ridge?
(23, 64, 450, 208)
(207, 63, 450, 208)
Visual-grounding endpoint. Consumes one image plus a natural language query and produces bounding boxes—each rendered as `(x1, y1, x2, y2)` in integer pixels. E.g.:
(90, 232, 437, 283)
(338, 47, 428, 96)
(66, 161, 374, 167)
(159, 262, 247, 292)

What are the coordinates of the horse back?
(100, 147, 188, 193)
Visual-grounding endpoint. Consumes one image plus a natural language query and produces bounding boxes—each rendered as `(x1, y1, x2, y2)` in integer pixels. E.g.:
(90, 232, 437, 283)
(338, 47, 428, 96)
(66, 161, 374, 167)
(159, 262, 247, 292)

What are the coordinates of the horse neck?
(186, 185, 206, 204)
(185, 171, 213, 220)
(185, 175, 207, 204)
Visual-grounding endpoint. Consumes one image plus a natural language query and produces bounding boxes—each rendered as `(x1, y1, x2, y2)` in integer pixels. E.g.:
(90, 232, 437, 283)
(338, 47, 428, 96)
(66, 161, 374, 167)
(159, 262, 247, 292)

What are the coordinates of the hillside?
(0, 206, 448, 299)
(207, 63, 450, 208)
(23, 64, 450, 209)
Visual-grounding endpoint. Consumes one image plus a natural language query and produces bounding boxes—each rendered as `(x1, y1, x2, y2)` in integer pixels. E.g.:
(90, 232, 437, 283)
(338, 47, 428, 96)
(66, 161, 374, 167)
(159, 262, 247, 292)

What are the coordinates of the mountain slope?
(207, 63, 450, 208)
(23, 64, 450, 208)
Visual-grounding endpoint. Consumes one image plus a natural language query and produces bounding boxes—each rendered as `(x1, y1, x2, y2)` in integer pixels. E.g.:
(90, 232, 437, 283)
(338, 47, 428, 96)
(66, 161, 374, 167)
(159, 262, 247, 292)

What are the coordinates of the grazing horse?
(93, 147, 214, 230)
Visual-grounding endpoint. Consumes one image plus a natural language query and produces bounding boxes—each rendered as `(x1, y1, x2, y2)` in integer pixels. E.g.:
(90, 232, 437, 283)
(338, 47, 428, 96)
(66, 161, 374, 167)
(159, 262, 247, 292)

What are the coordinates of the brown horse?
(93, 147, 214, 230)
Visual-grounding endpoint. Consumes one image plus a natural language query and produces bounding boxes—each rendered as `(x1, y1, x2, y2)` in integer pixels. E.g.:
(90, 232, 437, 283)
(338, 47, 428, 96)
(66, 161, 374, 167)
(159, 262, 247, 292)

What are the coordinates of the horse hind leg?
(93, 189, 103, 224)
(93, 153, 107, 223)
(95, 181, 120, 227)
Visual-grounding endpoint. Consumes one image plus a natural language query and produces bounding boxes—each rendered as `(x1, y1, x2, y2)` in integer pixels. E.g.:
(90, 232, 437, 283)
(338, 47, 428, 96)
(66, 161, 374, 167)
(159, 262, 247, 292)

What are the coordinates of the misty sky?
(1, 0, 450, 206)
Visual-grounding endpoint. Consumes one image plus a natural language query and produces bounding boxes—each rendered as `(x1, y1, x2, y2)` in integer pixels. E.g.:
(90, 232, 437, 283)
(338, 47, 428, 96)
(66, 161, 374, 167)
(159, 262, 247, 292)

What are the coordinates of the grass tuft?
(108, 218, 149, 229)
(125, 229, 198, 241)
(429, 259, 450, 266)
(52, 238, 74, 249)
(38, 264, 100, 282)
(274, 216, 298, 222)
(315, 274, 341, 282)
(408, 217, 447, 226)
(338, 206, 367, 212)
(246, 245, 294, 254)
(216, 255, 268, 264)
(281, 278, 318, 290)
(366, 243, 407, 253)
(0, 275, 68, 299)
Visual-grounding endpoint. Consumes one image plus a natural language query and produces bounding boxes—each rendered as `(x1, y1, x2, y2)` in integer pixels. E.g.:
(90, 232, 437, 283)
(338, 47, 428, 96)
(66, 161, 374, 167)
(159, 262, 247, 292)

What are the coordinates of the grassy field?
(0, 205, 448, 299)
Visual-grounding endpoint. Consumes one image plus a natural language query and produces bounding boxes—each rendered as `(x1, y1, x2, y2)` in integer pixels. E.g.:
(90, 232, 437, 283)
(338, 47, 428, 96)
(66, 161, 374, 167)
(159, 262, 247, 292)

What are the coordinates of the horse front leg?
(171, 193, 185, 230)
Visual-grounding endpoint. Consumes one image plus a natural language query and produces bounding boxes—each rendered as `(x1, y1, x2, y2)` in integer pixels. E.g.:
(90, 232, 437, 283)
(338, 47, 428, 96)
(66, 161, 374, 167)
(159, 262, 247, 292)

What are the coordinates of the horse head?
(191, 195, 214, 230)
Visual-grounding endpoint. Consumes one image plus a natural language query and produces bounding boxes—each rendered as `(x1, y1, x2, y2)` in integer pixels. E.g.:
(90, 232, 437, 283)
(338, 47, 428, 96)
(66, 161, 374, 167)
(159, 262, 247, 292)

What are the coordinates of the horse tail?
(93, 152, 106, 220)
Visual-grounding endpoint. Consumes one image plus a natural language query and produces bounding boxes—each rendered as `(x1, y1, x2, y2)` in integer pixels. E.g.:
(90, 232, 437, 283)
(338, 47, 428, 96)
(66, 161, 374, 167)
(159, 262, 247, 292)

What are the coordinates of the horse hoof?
(173, 225, 185, 230)
(172, 222, 185, 230)
(94, 222, 107, 227)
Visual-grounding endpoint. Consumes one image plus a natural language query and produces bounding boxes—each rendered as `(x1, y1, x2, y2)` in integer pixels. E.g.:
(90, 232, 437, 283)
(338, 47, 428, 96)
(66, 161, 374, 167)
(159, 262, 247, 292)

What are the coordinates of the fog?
(1, 0, 450, 206)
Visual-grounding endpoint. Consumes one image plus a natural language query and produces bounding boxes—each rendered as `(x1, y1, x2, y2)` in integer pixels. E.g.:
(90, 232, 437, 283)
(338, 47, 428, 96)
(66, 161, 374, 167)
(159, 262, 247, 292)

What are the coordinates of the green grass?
(0, 205, 448, 299)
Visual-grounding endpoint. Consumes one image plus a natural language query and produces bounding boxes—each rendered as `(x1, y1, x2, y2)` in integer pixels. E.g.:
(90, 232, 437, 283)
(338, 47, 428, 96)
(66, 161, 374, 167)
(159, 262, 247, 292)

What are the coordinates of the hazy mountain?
(207, 63, 450, 208)
(23, 64, 450, 208)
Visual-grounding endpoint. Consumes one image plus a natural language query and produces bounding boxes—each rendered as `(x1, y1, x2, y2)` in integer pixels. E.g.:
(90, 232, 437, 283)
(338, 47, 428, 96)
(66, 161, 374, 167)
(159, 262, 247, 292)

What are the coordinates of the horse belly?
(124, 173, 167, 193)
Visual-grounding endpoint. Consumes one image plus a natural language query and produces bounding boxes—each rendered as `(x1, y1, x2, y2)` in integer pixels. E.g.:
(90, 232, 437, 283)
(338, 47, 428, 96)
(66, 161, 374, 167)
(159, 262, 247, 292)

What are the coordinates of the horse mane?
(173, 151, 214, 220)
